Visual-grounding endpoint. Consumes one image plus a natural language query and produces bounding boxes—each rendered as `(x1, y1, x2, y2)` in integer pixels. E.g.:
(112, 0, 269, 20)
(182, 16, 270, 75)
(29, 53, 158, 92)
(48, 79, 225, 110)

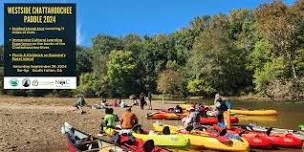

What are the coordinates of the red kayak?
(147, 111, 188, 120)
(214, 125, 302, 149)
(118, 134, 170, 152)
(220, 127, 272, 149)
(199, 116, 239, 125)
(255, 132, 303, 148)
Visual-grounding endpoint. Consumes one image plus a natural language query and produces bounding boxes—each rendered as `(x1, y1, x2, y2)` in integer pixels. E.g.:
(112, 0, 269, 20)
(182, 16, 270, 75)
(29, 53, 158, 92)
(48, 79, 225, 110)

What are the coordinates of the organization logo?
(22, 78, 31, 87)
(32, 79, 39, 86)
(9, 78, 19, 87)
(55, 79, 70, 87)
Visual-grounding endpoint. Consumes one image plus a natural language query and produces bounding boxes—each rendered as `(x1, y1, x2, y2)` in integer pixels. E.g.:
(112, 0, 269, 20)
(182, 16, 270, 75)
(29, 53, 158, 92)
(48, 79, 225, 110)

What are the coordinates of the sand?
(0, 98, 182, 152)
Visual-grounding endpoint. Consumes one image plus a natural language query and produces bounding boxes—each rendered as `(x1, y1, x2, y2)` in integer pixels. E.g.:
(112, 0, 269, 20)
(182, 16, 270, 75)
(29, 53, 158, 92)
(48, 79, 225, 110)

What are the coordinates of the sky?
(0, 0, 295, 46)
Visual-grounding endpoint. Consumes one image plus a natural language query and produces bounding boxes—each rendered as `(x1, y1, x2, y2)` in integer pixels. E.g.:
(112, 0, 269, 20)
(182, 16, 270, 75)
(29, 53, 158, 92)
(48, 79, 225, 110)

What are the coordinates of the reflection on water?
(232, 100, 304, 130)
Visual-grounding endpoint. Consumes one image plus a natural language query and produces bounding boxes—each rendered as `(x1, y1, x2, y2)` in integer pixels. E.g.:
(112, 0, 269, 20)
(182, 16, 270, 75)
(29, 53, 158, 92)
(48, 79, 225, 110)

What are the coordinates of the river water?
(229, 100, 304, 130)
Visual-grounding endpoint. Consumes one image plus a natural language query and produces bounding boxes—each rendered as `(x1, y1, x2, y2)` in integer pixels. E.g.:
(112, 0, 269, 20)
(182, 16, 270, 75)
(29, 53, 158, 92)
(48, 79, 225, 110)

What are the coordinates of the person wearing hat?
(120, 107, 138, 129)
(183, 107, 200, 129)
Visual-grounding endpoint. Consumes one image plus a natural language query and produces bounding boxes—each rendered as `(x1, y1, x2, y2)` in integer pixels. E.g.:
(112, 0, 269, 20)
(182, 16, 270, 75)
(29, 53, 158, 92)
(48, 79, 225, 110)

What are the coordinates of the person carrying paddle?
(215, 96, 229, 127)
(120, 107, 138, 129)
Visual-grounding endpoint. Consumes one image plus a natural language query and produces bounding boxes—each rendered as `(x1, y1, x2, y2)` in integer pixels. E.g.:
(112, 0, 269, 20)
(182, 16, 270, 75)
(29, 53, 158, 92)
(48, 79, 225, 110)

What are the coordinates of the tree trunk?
(291, 62, 297, 79)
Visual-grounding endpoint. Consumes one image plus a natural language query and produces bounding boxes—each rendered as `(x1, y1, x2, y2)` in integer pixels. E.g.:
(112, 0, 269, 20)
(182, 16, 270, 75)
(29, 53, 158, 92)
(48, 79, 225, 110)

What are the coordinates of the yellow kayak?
(153, 123, 249, 152)
(132, 132, 190, 148)
(179, 104, 193, 109)
(230, 109, 277, 116)
(103, 127, 190, 148)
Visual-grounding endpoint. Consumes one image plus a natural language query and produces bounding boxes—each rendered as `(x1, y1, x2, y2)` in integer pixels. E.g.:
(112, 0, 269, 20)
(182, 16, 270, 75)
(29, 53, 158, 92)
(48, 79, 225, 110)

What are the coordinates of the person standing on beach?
(148, 91, 152, 110)
(139, 92, 146, 110)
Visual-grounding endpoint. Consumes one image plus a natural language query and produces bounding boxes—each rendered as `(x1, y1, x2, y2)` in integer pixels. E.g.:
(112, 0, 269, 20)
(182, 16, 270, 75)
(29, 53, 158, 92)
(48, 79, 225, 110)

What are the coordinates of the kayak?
(113, 134, 171, 152)
(103, 127, 170, 152)
(200, 116, 239, 125)
(104, 127, 190, 148)
(147, 111, 188, 120)
(259, 132, 302, 148)
(237, 115, 277, 122)
(61, 122, 125, 152)
(153, 123, 250, 152)
(245, 124, 304, 141)
(179, 104, 193, 110)
(211, 125, 272, 149)
(299, 124, 304, 131)
(132, 132, 190, 148)
(230, 109, 277, 116)
(238, 125, 303, 148)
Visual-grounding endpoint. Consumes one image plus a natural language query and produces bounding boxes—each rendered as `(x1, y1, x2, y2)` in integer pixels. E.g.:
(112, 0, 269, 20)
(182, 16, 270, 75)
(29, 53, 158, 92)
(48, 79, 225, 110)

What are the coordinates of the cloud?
(76, 24, 84, 46)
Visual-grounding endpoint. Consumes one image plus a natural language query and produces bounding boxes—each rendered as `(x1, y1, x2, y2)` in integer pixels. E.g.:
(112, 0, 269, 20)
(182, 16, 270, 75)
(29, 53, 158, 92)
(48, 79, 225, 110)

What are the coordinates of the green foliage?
(157, 69, 183, 97)
(105, 50, 138, 97)
(76, 72, 100, 97)
(2, 1, 304, 101)
(187, 79, 215, 96)
(247, 39, 272, 71)
(253, 57, 286, 95)
(76, 46, 93, 74)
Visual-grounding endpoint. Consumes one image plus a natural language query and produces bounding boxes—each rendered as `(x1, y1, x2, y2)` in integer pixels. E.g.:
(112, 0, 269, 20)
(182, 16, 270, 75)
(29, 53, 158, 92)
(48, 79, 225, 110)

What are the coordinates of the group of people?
(130, 92, 152, 110)
(181, 93, 232, 130)
(74, 92, 231, 133)
(100, 107, 139, 133)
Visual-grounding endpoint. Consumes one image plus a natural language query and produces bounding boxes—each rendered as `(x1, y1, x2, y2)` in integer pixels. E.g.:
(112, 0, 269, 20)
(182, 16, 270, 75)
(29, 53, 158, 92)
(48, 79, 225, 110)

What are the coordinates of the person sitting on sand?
(120, 99, 129, 108)
(120, 107, 138, 129)
(100, 108, 117, 132)
(74, 95, 86, 108)
(174, 105, 183, 113)
(112, 99, 118, 107)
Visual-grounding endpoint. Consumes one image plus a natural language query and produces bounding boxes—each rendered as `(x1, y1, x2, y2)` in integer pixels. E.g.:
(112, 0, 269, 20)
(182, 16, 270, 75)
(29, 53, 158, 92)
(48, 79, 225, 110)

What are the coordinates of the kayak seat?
(143, 140, 155, 152)
(163, 126, 171, 135)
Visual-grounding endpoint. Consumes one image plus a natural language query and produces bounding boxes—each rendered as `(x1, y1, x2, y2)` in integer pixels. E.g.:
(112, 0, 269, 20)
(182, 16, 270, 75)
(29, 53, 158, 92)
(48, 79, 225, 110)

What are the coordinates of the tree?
(76, 46, 93, 74)
(105, 50, 138, 97)
(91, 34, 123, 77)
(256, 1, 299, 78)
(188, 14, 250, 95)
(75, 72, 100, 97)
(157, 61, 183, 97)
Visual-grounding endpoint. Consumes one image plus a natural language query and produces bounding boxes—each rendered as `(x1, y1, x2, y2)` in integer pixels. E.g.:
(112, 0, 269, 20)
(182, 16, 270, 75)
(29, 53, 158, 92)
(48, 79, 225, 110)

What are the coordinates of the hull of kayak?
(62, 122, 125, 152)
(241, 133, 272, 148)
(153, 123, 249, 152)
(230, 109, 277, 116)
(132, 133, 190, 148)
(251, 132, 303, 148)
(200, 116, 239, 125)
(147, 112, 188, 120)
(246, 125, 304, 141)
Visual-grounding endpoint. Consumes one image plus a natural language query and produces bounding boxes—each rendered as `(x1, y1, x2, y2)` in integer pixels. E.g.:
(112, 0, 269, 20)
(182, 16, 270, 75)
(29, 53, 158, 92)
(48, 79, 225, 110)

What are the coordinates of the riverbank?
(0, 97, 181, 152)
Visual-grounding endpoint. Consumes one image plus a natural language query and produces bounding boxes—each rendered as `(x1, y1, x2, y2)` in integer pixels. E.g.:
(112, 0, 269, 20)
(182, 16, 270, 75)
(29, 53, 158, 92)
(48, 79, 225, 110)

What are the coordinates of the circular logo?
(32, 79, 39, 86)
(9, 78, 19, 87)
(22, 78, 31, 87)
